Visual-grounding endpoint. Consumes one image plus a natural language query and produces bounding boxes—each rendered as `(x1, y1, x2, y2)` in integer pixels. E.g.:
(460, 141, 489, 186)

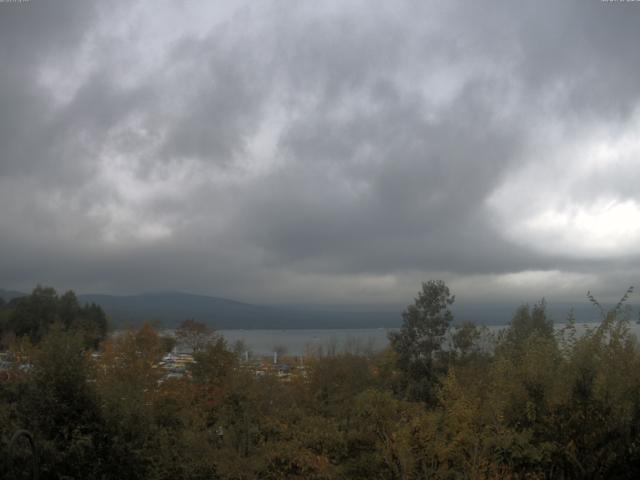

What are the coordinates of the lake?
(217, 328, 394, 356)
(217, 321, 640, 356)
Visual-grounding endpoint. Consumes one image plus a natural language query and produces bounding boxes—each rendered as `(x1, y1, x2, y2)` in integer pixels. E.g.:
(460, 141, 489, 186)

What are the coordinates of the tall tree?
(503, 299, 553, 351)
(21, 325, 102, 479)
(389, 280, 455, 403)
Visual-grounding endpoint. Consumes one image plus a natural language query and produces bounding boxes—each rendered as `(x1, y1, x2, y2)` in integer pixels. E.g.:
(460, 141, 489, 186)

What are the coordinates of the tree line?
(1, 282, 640, 479)
(0, 285, 108, 348)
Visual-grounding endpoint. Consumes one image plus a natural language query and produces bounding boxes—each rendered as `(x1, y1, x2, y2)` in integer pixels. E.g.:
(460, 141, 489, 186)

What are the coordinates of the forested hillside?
(1, 290, 400, 329)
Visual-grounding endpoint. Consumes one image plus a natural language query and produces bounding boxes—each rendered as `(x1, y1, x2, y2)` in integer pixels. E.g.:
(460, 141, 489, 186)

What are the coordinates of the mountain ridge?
(0, 290, 398, 329)
(0, 288, 627, 329)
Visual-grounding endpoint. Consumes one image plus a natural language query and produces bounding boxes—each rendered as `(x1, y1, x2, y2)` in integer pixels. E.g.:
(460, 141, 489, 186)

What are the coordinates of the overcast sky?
(1, 0, 640, 306)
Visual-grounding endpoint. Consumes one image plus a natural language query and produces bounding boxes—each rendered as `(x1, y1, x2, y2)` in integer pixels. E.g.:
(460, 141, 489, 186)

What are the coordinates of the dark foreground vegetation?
(1, 282, 640, 479)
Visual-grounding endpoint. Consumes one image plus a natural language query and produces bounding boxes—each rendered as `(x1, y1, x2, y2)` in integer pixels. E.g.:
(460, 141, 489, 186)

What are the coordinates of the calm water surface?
(218, 328, 393, 356)
(217, 321, 640, 356)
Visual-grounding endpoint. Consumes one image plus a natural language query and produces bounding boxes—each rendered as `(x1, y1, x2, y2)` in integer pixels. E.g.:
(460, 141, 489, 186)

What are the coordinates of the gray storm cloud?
(1, 0, 640, 305)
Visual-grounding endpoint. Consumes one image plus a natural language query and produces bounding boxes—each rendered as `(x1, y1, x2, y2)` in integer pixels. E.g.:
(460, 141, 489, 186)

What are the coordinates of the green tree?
(505, 299, 553, 348)
(58, 290, 81, 328)
(75, 302, 109, 349)
(5, 286, 108, 347)
(451, 321, 484, 360)
(20, 324, 103, 479)
(389, 280, 455, 403)
(8, 286, 59, 342)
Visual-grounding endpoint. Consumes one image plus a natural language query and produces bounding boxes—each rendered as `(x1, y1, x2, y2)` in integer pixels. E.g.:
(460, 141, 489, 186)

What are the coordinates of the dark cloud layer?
(1, 0, 640, 305)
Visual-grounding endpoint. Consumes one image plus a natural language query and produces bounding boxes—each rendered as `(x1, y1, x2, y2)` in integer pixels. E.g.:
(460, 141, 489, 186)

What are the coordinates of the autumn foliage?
(1, 283, 640, 479)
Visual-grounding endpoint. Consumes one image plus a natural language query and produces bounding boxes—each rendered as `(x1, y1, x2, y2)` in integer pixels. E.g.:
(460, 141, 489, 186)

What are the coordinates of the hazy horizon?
(2, 1, 640, 308)
(1, 286, 624, 330)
